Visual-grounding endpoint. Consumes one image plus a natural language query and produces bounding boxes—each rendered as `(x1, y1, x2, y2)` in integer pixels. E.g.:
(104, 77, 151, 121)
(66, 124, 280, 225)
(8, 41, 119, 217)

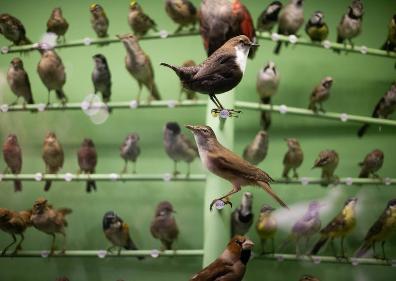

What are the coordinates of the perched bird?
(161, 35, 258, 117)
(355, 199, 396, 259)
(92, 54, 112, 104)
(336, 0, 364, 51)
(357, 82, 396, 137)
(358, 149, 384, 178)
(0, 13, 31, 46)
(256, 204, 277, 254)
(120, 133, 141, 174)
(242, 130, 269, 165)
(90, 4, 109, 38)
(7, 57, 34, 106)
(186, 125, 287, 210)
(150, 201, 179, 250)
(77, 138, 98, 193)
(179, 60, 198, 101)
(381, 15, 396, 52)
(282, 138, 303, 179)
(190, 235, 254, 281)
(46, 7, 69, 42)
(256, 1, 283, 33)
(0, 208, 32, 255)
(118, 34, 161, 102)
(165, 0, 198, 33)
(42, 132, 64, 191)
(312, 150, 339, 186)
(308, 76, 333, 112)
(2, 134, 23, 192)
(231, 192, 254, 237)
(274, 0, 304, 54)
(299, 275, 320, 281)
(37, 50, 68, 105)
(31, 197, 72, 255)
(164, 122, 198, 176)
(310, 198, 358, 259)
(128, 1, 157, 37)
(305, 11, 329, 42)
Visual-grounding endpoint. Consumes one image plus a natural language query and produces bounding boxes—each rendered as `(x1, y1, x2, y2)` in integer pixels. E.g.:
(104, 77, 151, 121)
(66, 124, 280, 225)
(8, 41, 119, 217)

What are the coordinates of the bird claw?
(210, 108, 241, 118)
(209, 198, 232, 211)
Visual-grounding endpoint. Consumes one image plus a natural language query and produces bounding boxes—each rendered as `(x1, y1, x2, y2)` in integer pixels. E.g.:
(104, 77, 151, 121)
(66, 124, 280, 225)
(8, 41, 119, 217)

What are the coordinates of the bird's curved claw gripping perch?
(209, 197, 233, 211)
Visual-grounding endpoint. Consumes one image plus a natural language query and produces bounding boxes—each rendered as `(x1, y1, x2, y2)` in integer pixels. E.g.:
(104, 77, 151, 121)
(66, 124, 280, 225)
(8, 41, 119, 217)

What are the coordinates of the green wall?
(0, 0, 395, 280)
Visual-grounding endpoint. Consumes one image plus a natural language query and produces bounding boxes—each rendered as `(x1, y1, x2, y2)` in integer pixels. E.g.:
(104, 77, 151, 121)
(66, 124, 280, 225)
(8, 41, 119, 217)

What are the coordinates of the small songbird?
(190, 235, 254, 281)
(77, 138, 98, 193)
(92, 54, 112, 104)
(256, 204, 277, 254)
(2, 134, 23, 192)
(231, 192, 254, 237)
(310, 198, 357, 259)
(242, 130, 269, 165)
(161, 35, 258, 117)
(257, 1, 283, 33)
(46, 7, 69, 42)
(179, 60, 198, 101)
(336, 0, 364, 51)
(165, 0, 198, 33)
(312, 150, 339, 186)
(0, 13, 32, 46)
(90, 4, 109, 38)
(355, 199, 396, 259)
(37, 50, 68, 105)
(120, 133, 141, 174)
(358, 149, 384, 178)
(308, 76, 333, 112)
(31, 197, 72, 255)
(299, 275, 320, 281)
(118, 34, 161, 102)
(305, 11, 329, 42)
(150, 201, 179, 250)
(357, 82, 396, 137)
(282, 138, 303, 179)
(186, 125, 287, 211)
(7, 58, 35, 106)
(42, 132, 64, 191)
(128, 1, 157, 37)
(0, 208, 32, 255)
(381, 15, 396, 52)
(164, 122, 198, 176)
(274, 0, 304, 54)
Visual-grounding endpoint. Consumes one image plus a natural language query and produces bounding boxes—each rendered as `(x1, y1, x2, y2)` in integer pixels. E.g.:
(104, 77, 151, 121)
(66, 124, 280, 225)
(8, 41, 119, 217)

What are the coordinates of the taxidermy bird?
(305, 11, 329, 42)
(46, 7, 69, 42)
(150, 201, 179, 250)
(0, 13, 32, 46)
(381, 14, 396, 52)
(92, 54, 112, 104)
(179, 60, 198, 101)
(256, 204, 277, 254)
(165, 0, 198, 33)
(128, 1, 157, 37)
(312, 150, 339, 187)
(77, 138, 98, 193)
(299, 275, 320, 281)
(7, 57, 35, 107)
(282, 138, 303, 179)
(308, 77, 333, 112)
(231, 192, 254, 237)
(120, 133, 141, 174)
(358, 149, 384, 178)
(2, 134, 23, 192)
(256, 1, 283, 33)
(42, 132, 64, 191)
(242, 130, 269, 165)
(90, 4, 109, 38)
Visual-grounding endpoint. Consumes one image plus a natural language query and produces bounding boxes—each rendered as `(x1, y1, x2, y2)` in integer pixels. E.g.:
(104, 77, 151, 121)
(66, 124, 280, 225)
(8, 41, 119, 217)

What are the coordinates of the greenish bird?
(305, 11, 329, 42)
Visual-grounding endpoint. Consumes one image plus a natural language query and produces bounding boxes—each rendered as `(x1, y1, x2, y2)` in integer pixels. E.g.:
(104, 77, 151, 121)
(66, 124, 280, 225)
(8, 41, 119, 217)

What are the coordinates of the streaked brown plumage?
(128, 1, 157, 37)
(47, 7, 69, 42)
(242, 130, 269, 165)
(308, 77, 333, 112)
(358, 149, 384, 178)
(42, 132, 64, 191)
(77, 138, 98, 193)
(312, 149, 339, 186)
(0, 13, 31, 46)
(165, 0, 197, 33)
(2, 134, 22, 192)
(150, 201, 179, 250)
(7, 57, 34, 106)
(90, 4, 109, 38)
(282, 138, 303, 178)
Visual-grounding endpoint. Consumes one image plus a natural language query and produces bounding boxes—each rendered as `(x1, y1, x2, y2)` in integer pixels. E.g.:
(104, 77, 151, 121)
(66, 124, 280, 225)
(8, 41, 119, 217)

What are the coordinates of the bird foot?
(209, 198, 232, 211)
(1, 249, 7, 256)
(211, 108, 241, 118)
(335, 255, 349, 262)
(173, 170, 180, 176)
(293, 173, 299, 179)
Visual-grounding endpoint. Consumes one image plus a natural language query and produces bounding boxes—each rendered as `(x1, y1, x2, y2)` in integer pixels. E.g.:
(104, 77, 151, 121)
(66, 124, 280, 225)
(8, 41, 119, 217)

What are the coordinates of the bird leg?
(132, 161, 137, 174)
(107, 245, 116, 253)
(46, 90, 51, 106)
(49, 233, 57, 255)
(380, 241, 388, 261)
(173, 161, 180, 176)
(330, 239, 337, 258)
(3, 166, 10, 174)
(209, 95, 241, 118)
(372, 241, 378, 258)
(260, 239, 267, 255)
(121, 160, 128, 174)
(174, 25, 183, 34)
(292, 168, 299, 179)
(318, 103, 326, 113)
(186, 163, 191, 177)
(11, 233, 24, 255)
(136, 84, 143, 103)
(337, 237, 348, 261)
(271, 238, 275, 256)
(10, 96, 20, 106)
(1, 234, 17, 256)
(209, 185, 240, 211)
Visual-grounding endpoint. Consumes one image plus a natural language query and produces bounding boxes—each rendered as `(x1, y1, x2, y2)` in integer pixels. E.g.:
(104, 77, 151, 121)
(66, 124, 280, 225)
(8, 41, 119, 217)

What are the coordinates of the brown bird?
(90, 4, 109, 38)
(128, 1, 157, 37)
(308, 77, 333, 112)
(0, 208, 32, 255)
(312, 150, 339, 187)
(282, 138, 303, 179)
(179, 60, 198, 101)
(2, 134, 22, 192)
(118, 34, 161, 102)
(120, 133, 141, 174)
(150, 201, 179, 250)
(190, 235, 254, 281)
(77, 138, 98, 193)
(46, 7, 69, 42)
(358, 149, 384, 178)
(30, 197, 72, 255)
(242, 130, 269, 165)
(7, 57, 35, 107)
(186, 125, 287, 211)
(42, 132, 64, 191)
(165, 0, 197, 33)
(0, 13, 32, 46)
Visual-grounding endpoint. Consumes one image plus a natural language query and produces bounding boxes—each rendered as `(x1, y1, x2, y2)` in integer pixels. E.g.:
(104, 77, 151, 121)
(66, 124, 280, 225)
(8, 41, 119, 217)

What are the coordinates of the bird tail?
(257, 181, 288, 209)
(58, 208, 72, 216)
(261, 97, 271, 104)
(354, 241, 372, 258)
(357, 123, 369, 138)
(310, 236, 328, 255)
(381, 40, 395, 51)
(163, 240, 173, 250)
(149, 82, 161, 101)
(56, 89, 68, 104)
(125, 237, 145, 260)
(308, 101, 315, 110)
(14, 180, 22, 192)
(274, 42, 282, 54)
(160, 62, 192, 81)
(44, 180, 52, 191)
(86, 180, 97, 193)
(358, 168, 369, 178)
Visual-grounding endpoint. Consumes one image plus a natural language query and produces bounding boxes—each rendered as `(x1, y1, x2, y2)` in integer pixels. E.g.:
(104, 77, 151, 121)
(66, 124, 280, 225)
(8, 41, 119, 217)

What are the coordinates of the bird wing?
(193, 53, 237, 80)
(364, 211, 387, 241)
(190, 259, 233, 281)
(321, 212, 345, 234)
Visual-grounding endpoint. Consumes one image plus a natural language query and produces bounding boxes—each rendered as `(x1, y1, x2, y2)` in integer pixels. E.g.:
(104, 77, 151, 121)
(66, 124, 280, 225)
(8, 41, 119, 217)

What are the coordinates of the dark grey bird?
(150, 201, 179, 250)
(120, 133, 141, 174)
(7, 57, 34, 106)
(257, 1, 283, 33)
(358, 149, 384, 178)
(242, 130, 269, 165)
(92, 54, 112, 105)
(282, 138, 303, 179)
(231, 192, 254, 237)
(308, 77, 333, 112)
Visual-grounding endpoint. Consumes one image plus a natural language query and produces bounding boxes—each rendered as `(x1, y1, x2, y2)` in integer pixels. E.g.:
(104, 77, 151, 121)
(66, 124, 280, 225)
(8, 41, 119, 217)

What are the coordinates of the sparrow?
(305, 11, 329, 42)
(242, 130, 269, 165)
(120, 133, 141, 174)
(0, 13, 32, 46)
(358, 149, 384, 178)
(2, 134, 23, 192)
(37, 50, 68, 105)
(92, 54, 112, 105)
(256, 1, 283, 33)
(7, 57, 35, 107)
(128, 1, 157, 37)
(164, 122, 198, 176)
(90, 4, 109, 38)
(310, 198, 357, 259)
(77, 138, 98, 193)
(189, 235, 254, 281)
(179, 60, 198, 101)
(150, 201, 179, 250)
(0, 208, 32, 255)
(381, 15, 396, 52)
(274, 0, 304, 54)
(186, 125, 287, 211)
(165, 0, 198, 33)
(312, 150, 339, 186)
(282, 138, 303, 179)
(256, 204, 277, 254)
(42, 132, 64, 191)
(31, 197, 72, 255)
(308, 76, 333, 112)
(299, 275, 320, 281)
(231, 192, 254, 237)
(46, 7, 69, 42)
(161, 35, 258, 117)
(355, 199, 396, 259)
(357, 82, 396, 137)
(118, 34, 161, 102)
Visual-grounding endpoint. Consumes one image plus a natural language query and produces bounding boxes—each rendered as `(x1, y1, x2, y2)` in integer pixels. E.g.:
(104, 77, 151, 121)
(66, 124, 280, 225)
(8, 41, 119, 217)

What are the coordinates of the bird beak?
(242, 239, 254, 250)
(250, 42, 260, 47)
(185, 125, 196, 132)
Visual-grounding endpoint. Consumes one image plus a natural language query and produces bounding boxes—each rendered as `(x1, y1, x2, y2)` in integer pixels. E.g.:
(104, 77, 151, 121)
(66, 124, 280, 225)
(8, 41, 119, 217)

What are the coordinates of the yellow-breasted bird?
(305, 11, 328, 42)
(310, 197, 357, 259)
(381, 15, 396, 52)
(128, 1, 157, 37)
(46, 7, 69, 43)
(355, 199, 396, 259)
(0, 13, 32, 46)
(256, 204, 277, 254)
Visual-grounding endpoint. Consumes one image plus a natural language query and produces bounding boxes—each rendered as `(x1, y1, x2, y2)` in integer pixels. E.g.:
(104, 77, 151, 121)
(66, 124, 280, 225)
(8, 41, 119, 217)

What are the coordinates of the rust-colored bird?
(2, 134, 22, 192)
(128, 1, 157, 37)
(77, 138, 98, 193)
(358, 149, 384, 178)
(46, 7, 69, 42)
(282, 138, 303, 179)
(0, 13, 32, 46)
(42, 132, 64, 191)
